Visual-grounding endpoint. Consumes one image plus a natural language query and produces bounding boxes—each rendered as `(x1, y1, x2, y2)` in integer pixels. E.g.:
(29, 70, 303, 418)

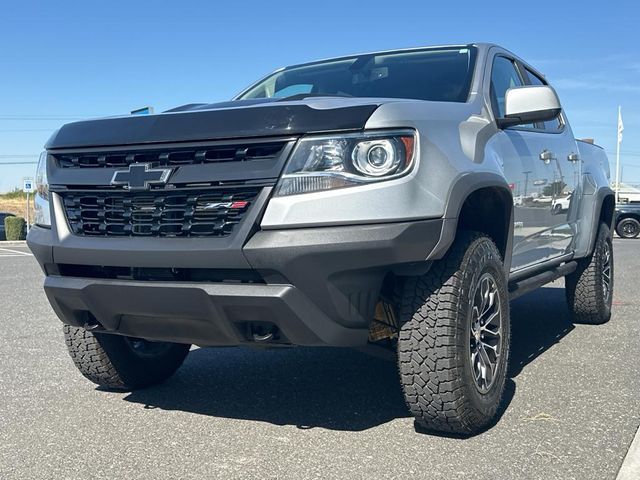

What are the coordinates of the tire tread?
(566, 223, 613, 324)
(397, 231, 509, 434)
(63, 325, 190, 390)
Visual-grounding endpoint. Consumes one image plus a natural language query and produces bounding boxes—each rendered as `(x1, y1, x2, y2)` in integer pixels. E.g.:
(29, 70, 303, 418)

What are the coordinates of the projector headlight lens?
(352, 139, 399, 177)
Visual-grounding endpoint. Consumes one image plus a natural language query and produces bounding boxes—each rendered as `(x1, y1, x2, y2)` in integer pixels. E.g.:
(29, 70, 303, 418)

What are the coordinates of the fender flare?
(585, 186, 615, 255)
(429, 172, 514, 274)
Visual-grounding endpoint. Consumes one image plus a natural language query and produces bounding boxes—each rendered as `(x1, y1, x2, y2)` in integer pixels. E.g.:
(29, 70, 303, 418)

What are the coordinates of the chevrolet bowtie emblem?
(111, 163, 173, 190)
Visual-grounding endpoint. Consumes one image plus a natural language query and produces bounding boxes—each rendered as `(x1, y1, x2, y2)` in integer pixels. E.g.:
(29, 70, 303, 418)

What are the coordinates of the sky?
(0, 0, 638, 192)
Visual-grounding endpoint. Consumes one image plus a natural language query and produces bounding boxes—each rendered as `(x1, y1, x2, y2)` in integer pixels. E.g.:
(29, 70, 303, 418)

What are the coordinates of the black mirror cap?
(497, 107, 562, 129)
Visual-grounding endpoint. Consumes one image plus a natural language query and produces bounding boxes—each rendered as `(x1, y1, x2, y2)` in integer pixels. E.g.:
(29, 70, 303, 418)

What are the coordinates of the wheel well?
(457, 187, 511, 260)
(615, 213, 640, 223)
(600, 195, 615, 227)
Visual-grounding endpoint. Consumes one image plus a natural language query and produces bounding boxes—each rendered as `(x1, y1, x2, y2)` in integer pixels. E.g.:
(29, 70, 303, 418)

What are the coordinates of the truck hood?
(45, 97, 399, 149)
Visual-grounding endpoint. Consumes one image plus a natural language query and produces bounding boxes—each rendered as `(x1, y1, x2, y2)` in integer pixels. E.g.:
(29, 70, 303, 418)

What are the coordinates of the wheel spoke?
(469, 272, 503, 393)
(471, 350, 482, 383)
(478, 344, 494, 386)
(480, 308, 500, 328)
(601, 241, 612, 302)
(481, 323, 500, 338)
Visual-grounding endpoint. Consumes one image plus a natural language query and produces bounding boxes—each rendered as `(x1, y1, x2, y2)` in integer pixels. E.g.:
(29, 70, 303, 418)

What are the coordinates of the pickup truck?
(28, 43, 614, 435)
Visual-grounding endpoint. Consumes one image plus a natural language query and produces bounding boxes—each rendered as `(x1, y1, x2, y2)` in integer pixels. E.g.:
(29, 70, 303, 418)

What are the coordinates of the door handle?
(567, 152, 580, 162)
(539, 150, 556, 164)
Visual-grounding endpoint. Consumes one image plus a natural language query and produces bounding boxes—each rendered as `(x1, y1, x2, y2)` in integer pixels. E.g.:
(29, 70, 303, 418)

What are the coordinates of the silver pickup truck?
(28, 43, 614, 435)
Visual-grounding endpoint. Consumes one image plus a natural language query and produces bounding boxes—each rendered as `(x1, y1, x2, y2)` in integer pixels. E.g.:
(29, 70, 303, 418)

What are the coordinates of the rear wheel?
(397, 232, 510, 435)
(565, 223, 613, 324)
(615, 217, 640, 239)
(63, 325, 191, 390)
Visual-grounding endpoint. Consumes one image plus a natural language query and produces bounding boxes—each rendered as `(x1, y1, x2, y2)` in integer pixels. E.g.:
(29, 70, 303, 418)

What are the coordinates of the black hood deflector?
(46, 103, 380, 149)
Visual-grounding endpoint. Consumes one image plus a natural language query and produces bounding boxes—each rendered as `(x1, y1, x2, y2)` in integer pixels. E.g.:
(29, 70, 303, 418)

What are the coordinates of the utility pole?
(523, 171, 532, 197)
(616, 106, 624, 203)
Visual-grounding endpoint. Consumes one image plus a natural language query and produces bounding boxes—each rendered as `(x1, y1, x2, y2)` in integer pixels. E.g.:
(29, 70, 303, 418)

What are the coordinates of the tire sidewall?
(457, 240, 510, 418)
(617, 218, 640, 239)
(595, 225, 614, 316)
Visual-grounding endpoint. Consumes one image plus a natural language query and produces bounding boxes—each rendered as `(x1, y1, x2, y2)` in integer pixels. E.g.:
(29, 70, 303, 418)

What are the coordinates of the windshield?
(237, 47, 477, 103)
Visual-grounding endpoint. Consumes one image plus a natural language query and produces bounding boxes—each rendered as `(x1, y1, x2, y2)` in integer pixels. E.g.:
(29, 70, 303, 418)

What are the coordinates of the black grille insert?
(54, 142, 286, 168)
(61, 187, 261, 237)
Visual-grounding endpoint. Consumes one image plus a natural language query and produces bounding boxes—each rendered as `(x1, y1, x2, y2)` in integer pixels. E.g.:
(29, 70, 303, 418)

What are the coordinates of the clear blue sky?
(1, 0, 638, 192)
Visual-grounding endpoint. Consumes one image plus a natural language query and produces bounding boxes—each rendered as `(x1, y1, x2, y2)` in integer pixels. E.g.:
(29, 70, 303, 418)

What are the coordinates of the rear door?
(519, 65, 581, 247)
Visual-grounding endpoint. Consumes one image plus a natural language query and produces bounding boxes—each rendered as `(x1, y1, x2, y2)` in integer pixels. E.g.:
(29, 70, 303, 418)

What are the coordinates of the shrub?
(4, 216, 26, 241)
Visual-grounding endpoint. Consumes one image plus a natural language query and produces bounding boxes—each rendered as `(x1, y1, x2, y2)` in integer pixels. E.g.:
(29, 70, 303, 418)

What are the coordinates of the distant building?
(614, 183, 640, 203)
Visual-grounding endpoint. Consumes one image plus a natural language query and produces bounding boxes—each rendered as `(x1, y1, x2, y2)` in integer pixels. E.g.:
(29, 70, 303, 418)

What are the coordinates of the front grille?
(53, 142, 286, 168)
(61, 187, 261, 237)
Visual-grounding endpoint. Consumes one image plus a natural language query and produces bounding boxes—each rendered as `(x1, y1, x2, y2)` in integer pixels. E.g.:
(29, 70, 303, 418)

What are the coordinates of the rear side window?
(490, 56, 524, 119)
(524, 68, 562, 131)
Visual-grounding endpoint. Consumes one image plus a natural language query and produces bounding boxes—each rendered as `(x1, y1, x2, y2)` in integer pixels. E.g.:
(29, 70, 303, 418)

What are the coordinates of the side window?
(490, 56, 524, 119)
(524, 68, 562, 131)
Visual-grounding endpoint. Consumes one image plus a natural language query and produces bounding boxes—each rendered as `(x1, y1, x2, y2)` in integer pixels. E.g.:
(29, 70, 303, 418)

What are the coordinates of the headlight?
(34, 151, 51, 227)
(275, 130, 416, 196)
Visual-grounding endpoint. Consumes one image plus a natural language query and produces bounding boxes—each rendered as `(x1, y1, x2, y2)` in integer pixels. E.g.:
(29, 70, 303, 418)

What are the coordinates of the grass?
(0, 189, 28, 200)
(0, 190, 35, 220)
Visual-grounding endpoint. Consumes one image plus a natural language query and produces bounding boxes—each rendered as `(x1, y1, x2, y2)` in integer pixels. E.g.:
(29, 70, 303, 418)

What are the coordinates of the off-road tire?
(565, 223, 613, 324)
(397, 231, 510, 435)
(615, 217, 640, 239)
(63, 325, 191, 390)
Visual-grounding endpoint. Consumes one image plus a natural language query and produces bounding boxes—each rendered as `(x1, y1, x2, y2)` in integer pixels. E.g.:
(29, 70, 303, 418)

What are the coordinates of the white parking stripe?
(617, 425, 640, 480)
(0, 248, 32, 256)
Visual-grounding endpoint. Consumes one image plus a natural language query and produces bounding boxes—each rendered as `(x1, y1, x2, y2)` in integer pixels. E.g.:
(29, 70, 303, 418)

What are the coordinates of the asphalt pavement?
(0, 241, 639, 480)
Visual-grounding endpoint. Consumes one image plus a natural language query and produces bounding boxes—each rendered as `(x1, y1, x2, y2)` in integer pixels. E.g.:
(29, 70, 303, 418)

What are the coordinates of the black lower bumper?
(29, 219, 445, 347)
(44, 277, 367, 346)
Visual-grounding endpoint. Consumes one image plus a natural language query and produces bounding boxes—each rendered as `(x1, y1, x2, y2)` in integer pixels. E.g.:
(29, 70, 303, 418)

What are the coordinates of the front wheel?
(397, 232, 510, 435)
(64, 325, 191, 390)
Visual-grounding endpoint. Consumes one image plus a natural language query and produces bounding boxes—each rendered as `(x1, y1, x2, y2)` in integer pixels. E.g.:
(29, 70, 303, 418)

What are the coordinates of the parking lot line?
(617, 425, 640, 480)
(0, 247, 32, 256)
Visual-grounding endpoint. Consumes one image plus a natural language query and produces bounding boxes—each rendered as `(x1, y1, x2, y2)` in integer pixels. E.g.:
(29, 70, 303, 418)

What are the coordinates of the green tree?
(543, 181, 566, 197)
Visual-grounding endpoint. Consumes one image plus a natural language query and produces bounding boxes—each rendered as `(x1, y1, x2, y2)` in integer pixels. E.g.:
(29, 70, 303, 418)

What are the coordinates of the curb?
(617, 424, 640, 480)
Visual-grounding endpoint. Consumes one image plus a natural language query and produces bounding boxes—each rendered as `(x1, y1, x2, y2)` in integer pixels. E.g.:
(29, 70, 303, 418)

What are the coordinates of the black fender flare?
(429, 172, 514, 274)
(587, 186, 615, 253)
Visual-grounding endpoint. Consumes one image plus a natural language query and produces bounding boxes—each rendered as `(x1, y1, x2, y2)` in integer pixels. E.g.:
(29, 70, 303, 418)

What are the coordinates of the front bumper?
(29, 219, 445, 347)
(43, 278, 366, 346)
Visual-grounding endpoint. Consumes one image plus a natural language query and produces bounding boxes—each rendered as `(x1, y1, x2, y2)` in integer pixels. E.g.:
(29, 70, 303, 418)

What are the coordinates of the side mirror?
(497, 85, 562, 129)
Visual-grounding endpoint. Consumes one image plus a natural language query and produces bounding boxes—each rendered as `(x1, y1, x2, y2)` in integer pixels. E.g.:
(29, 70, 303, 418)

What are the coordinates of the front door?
(489, 54, 578, 271)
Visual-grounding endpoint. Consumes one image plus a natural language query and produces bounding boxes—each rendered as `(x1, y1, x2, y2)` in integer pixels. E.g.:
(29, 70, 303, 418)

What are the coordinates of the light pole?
(523, 171, 532, 197)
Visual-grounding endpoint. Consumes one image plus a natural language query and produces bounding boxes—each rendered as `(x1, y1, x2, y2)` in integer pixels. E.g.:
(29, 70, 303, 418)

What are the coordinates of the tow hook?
(248, 322, 278, 343)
